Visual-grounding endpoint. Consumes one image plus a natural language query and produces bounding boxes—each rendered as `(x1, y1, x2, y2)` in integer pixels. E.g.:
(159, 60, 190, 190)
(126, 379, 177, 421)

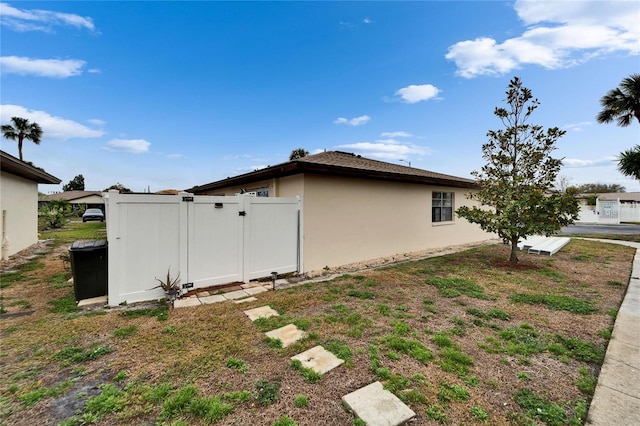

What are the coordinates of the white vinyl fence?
(104, 191, 302, 306)
(577, 199, 640, 224)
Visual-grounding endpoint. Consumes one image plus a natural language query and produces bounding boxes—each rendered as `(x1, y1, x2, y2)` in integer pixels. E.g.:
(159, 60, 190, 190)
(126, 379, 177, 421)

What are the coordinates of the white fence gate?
(104, 191, 302, 306)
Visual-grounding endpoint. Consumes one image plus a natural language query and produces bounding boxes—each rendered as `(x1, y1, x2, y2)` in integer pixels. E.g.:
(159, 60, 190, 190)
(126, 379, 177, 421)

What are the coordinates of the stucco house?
(0, 150, 61, 260)
(189, 151, 494, 272)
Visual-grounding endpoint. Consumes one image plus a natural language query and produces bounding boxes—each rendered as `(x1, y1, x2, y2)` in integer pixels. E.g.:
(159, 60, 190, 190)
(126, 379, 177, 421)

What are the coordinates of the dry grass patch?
(0, 236, 634, 425)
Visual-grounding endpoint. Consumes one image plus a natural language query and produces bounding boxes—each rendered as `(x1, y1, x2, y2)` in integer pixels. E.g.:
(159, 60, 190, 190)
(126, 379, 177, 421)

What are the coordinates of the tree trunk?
(509, 236, 519, 262)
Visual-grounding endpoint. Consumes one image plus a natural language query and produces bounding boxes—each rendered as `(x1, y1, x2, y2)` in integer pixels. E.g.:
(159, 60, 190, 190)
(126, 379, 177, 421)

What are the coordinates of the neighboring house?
(189, 151, 494, 272)
(40, 190, 105, 212)
(0, 150, 61, 260)
(576, 192, 640, 206)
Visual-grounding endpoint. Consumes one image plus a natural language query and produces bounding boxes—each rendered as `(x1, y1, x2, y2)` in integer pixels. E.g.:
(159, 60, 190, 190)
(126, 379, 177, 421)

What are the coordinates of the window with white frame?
(432, 191, 453, 222)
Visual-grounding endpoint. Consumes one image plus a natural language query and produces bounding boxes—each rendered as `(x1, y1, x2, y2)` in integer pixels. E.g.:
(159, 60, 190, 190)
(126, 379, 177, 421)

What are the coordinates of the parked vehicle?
(82, 208, 104, 222)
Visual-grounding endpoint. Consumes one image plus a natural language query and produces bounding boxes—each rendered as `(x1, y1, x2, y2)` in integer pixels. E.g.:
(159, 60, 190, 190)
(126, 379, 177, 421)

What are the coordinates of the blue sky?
(1, 1, 639, 193)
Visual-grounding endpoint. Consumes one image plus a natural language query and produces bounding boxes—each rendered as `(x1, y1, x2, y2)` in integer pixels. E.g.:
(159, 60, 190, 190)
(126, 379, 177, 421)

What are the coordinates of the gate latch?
(239, 211, 246, 216)
(182, 196, 194, 202)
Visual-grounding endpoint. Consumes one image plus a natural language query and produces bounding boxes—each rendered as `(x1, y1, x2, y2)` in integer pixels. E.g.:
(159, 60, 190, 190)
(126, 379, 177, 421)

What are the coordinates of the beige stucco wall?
(0, 171, 39, 259)
(74, 194, 105, 205)
(196, 173, 494, 274)
(300, 175, 494, 272)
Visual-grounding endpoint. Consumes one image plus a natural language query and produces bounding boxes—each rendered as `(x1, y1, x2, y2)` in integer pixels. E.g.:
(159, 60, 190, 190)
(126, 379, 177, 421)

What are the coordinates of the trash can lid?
(69, 240, 108, 251)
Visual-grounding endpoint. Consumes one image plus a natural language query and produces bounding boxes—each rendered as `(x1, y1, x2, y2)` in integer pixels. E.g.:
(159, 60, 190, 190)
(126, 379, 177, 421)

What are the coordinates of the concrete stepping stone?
(265, 324, 306, 348)
(77, 296, 107, 307)
(234, 296, 257, 304)
(245, 286, 267, 296)
(342, 381, 416, 426)
(174, 297, 202, 308)
(223, 289, 251, 300)
(200, 294, 226, 304)
(243, 305, 279, 321)
(290, 345, 344, 374)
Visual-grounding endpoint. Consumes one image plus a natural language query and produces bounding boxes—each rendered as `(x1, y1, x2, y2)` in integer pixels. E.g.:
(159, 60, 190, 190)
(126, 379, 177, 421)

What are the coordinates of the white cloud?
(380, 131, 412, 138)
(363, 17, 373, 24)
(446, 0, 640, 78)
(336, 140, 431, 160)
(394, 84, 441, 103)
(0, 2, 95, 32)
(334, 115, 371, 126)
(562, 121, 593, 132)
(0, 104, 105, 139)
(563, 156, 617, 168)
(104, 139, 150, 154)
(0, 56, 86, 78)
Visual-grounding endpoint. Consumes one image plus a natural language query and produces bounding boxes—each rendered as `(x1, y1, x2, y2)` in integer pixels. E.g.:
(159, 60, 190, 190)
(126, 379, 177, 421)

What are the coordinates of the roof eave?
(189, 161, 478, 193)
(0, 151, 61, 184)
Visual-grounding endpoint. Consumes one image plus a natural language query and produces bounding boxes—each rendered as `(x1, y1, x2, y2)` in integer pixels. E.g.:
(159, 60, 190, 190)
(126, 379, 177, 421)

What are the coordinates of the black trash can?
(69, 240, 108, 301)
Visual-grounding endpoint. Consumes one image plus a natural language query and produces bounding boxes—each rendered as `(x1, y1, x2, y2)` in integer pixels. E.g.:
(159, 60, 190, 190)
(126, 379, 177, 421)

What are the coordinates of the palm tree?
(596, 73, 640, 127)
(618, 145, 640, 180)
(1, 116, 43, 161)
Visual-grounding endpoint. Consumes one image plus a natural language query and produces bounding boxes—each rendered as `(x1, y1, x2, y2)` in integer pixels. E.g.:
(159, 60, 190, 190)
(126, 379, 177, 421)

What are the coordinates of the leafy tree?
(104, 183, 132, 193)
(289, 148, 309, 160)
(63, 174, 85, 191)
(617, 145, 640, 180)
(456, 77, 579, 262)
(1, 116, 43, 161)
(570, 183, 625, 193)
(596, 74, 640, 127)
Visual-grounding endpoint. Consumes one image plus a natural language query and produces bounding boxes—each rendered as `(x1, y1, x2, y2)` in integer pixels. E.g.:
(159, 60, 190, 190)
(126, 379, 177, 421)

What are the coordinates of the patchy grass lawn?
(0, 224, 635, 426)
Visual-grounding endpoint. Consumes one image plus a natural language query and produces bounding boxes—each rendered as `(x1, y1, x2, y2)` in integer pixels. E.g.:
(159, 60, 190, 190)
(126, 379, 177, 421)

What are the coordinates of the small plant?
(160, 385, 198, 420)
(255, 379, 281, 406)
(347, 290, 375, 299)
(509, 293, 597, 314)
(84, 384, 127, 420)
(226, 357, 249, 373)
(470, 406, 488, 421)
(112, 325, 137, 339)
(265, 337, 283, 349)
(514, 388, 567, 425)
(438, 381, 470, 403)
(153, 268, 181, 308)
(517, 372, 531, 381)
(576, 367, 596, 396)
(113, 370, 128, 382)
(291, 359, 322, 383)
(294, 394, 309, 408)
(425, 403, 448, 422)
(273, 415, 297, 426)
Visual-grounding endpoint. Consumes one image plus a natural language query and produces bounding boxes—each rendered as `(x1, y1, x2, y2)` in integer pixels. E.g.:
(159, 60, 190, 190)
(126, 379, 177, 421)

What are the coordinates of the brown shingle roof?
(42, 190, 103, 202)
(189, 151, 477, 193)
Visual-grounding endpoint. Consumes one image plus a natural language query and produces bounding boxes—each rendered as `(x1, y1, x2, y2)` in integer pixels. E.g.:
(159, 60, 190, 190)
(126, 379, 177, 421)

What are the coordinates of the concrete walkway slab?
(234, 296, 258, 304)
(342, 381, 416, 426)
(174, 297, 202, 308)
(266, 324, 306, 348)
(223, 289, 251, 300)
(290, 345, 344, 374)
(245, 286, 268, 296)
(585, 239, 640, 425)
(200, 294, 226, 304)
(243, 305, 279, 321)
